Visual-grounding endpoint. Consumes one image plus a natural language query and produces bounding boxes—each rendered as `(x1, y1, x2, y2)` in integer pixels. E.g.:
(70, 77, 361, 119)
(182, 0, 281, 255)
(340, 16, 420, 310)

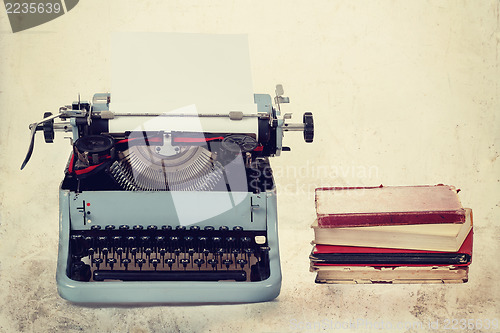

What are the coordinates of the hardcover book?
(311, 208, 472, 252)
(312, 265, 469, 284)
(315, 185, 465, 228)
(310, 229, 473, 266)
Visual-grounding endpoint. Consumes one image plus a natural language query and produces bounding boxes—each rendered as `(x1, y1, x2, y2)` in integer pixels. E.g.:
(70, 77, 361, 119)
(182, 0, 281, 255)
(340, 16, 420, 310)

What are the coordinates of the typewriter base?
(56, 189, 282, 304)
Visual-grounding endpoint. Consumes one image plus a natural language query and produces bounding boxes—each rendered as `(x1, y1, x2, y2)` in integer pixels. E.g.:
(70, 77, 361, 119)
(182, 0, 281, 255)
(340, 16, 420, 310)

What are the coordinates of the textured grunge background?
(0, 1, 499, 332)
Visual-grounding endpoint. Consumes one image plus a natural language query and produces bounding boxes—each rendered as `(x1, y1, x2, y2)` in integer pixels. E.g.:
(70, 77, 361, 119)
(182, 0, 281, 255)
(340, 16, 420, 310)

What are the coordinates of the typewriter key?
(223, 259, 233, 269)
(121, 258, 131, 270)
(194, 258, 205, 269)
(150, 258, 160, 270)
(140, 236, 150, 246)
(144, 248, 153, 259)
(184, 236, 194, 247)
(71, 234, 83, 241)
(260, 246, 271, 253)
(244, 248, 255, 259)
(107, 258, 117, 270)
(130, 247, 138, 259)
(115, 247, 124, 259)
(155, 236, 165, 246)
(217, 248, 226, 258)
(70, 261, 91, 282)
(241, 236, 251, 244)
(226, 237, 236, 252)
(208, 259, 218, 269)
(237, 259, 248, 269)
(112, 236, 122, 247)
(135, 258, 145, 270)
(97, 236, 107, 246)
(180, 258, 190, 269)
(126, 236, 136, 247)
(70, 234, 84, 256)
(165, 258, 175, 269)
(92, 257, 103, 270)
(84, 236, 94, 246)
(232, 248, 241, 260)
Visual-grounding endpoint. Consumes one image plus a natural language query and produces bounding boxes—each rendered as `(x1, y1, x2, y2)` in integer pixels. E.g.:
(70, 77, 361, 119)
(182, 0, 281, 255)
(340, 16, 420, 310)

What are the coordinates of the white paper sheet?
(109, 32, 258, 135)
(109, 33, 255, 225)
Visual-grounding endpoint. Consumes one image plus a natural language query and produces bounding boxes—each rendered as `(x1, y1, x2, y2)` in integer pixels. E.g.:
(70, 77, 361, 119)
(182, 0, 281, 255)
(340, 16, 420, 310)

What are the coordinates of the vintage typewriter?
(21, 86, 313, 303)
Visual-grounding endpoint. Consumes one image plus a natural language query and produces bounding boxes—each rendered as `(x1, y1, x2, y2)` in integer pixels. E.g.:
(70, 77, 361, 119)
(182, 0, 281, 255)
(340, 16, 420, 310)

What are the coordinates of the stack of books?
(310, 185, 473, 284)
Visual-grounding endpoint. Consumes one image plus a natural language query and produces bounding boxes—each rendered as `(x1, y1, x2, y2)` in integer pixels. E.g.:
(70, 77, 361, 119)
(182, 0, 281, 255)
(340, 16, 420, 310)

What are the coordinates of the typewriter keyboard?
(68, 225, 271, 282)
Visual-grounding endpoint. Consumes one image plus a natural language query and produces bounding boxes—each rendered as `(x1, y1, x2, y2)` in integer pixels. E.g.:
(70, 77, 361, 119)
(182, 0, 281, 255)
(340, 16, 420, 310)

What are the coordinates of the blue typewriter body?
(22, 90, 313, 304)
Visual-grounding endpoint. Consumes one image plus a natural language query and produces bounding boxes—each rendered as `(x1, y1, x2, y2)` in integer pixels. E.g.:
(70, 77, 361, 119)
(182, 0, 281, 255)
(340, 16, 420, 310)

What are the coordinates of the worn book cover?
(315, 185, 465, 227)
(310, 229, 473, 266)
(313, 265, 469, 284)
(312, 208, 472, 252)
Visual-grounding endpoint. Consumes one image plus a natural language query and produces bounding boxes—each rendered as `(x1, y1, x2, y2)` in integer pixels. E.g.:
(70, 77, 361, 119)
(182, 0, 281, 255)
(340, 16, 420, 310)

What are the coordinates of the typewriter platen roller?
(22, 86, 313, 303)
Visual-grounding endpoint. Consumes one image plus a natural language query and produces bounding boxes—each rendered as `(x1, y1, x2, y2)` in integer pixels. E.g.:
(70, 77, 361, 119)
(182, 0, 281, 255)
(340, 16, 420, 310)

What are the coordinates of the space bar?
(93, 270, 247, 282)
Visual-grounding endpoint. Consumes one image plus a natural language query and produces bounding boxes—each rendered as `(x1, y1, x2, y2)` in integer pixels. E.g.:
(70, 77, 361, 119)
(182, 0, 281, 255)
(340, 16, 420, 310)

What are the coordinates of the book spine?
(317, 210, 465, 228)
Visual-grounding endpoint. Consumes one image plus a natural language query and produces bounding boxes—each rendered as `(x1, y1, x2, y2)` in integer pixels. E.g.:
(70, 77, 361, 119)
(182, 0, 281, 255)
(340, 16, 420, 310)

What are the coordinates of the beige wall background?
(0, 1, 498, 332)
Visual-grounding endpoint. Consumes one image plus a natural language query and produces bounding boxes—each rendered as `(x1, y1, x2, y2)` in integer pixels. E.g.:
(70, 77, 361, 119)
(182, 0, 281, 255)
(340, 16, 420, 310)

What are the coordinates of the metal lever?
(274, 84, 290, 113)
(20, 113, 61, 170)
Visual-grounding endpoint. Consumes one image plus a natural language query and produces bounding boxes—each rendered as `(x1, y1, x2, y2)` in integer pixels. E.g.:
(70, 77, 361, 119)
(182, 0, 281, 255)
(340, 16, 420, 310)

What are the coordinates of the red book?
(315, 185, 465, 227)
